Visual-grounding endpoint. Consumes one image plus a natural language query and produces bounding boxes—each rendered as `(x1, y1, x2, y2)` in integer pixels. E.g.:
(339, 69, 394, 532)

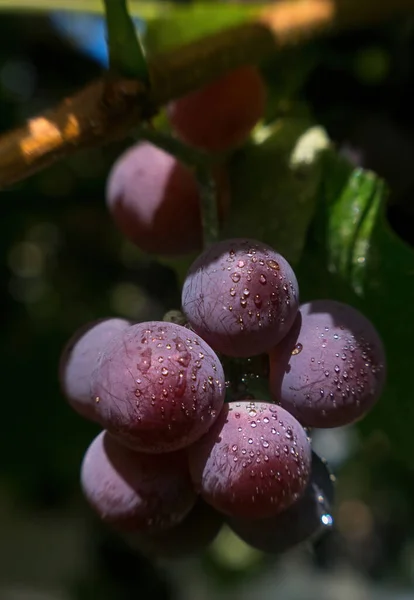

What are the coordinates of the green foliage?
(224, 119, 329, 265)
(301, 155, 414, 462)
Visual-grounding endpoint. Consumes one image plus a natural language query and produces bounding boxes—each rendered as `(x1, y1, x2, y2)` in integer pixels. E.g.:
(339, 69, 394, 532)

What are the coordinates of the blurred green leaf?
(223, 119, 330, 265)
(310, 154, 414, 464)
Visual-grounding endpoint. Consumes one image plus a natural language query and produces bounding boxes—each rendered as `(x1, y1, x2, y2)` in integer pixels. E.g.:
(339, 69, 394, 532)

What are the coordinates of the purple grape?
(106, 141, 230, 256)
(269, 300, 386, 428)
(188, 400, 311, 519)
(228, 451, 334, 554)
(181, 238, 299, 358)
(81, 431, 196, 532)
(125, 498, 223, 558)
(59, 318, 131, 421)
(91, 321, 226, 453)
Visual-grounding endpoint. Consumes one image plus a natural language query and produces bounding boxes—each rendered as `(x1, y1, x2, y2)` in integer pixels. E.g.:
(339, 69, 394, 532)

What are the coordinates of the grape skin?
(181, 238, 299, 358)
(167, 66, 266, 152)
(59, 318, 131, 421)
(106, 142, 229, 256)
(228, 452, 334, 554)
(81, 431, 196, 533)
(188, 401, 312, 519)
(91, 321, 226, 453)
(124, 498, 223, 559)
(269, 300, 386, 428)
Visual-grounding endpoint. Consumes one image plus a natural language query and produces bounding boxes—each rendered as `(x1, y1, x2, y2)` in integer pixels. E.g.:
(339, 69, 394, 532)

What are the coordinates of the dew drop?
(291, 343, 303, 356)
(285, 428, 293, 440)
(259, 274, 267, 284)
(231, 273, 241, 283)
(266, 259, 280, 270)
(254, 294, 262, 308)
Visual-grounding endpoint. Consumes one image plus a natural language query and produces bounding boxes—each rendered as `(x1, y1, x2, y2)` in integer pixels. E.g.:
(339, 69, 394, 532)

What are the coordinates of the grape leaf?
(223, 119, 330, 265)
(306, 153, 414, 464)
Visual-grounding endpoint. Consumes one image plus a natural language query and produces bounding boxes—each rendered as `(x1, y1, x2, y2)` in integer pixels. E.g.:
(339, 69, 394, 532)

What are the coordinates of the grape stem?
(1, 0, 414, 189)
(137, 126, 221, 247)
(195, 166, 220, 248)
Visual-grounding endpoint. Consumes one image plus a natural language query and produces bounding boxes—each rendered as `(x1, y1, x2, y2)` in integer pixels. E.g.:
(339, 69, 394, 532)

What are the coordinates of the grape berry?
(81, 431, 196, 532)
(228, 452, 335, 554)
(188, 401, 312, 519)
(167, 66, 266, 152)
(269, 300, 386, 428)
(106, 141, 230, 256)
(90, 321, 226, 454)
(59, 317, 131, 422)
(182, 238, 299, 358)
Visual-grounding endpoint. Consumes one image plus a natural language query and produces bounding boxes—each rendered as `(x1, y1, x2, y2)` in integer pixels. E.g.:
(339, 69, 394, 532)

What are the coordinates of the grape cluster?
(59, 68, 386, 559)
(60, 236, 386, 558)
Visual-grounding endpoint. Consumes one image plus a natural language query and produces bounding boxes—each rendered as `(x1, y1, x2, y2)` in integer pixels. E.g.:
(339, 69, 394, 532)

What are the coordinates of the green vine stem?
(194, 166, 220, 248)
(137, 126, 222, 248)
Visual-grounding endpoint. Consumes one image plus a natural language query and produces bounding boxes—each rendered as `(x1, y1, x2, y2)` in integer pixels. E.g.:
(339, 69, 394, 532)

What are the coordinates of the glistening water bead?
(269, 300, 386, 428)
(181, 238, 299, 358)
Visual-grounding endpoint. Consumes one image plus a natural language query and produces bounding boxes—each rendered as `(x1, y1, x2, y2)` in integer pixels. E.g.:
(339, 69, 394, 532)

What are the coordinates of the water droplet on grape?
(266, 259, 280, 270)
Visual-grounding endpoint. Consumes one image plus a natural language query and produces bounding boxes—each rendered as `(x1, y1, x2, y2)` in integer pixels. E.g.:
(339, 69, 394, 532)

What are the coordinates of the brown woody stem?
(1, 0, 414, 189)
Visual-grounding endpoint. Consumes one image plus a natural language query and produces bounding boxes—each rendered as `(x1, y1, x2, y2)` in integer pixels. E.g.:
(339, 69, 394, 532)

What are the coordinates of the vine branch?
(1, 0, 414, 189)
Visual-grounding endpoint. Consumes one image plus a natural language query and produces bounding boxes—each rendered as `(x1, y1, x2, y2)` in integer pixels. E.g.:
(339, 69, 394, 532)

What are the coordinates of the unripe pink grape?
(167, 66, 267, 152)
(81, 431, 196, 532)
(269, 300, 386, 428)
(59, 318, 131, 421)
(91, 321, 226, 453)
(188, 401, 312, 519)
(106, 142, 230, 256)
(181, 238, 299, 358)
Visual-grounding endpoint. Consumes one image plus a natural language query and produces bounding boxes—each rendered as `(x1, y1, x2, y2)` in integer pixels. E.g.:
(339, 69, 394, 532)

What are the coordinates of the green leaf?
(103, 0, 148, 81)
(307, 154, 414, 464)
(223, 119, 330, 265)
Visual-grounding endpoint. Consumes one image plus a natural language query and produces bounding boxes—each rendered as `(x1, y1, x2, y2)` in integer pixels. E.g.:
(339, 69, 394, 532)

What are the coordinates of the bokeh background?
(1, 4, 414, 599)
